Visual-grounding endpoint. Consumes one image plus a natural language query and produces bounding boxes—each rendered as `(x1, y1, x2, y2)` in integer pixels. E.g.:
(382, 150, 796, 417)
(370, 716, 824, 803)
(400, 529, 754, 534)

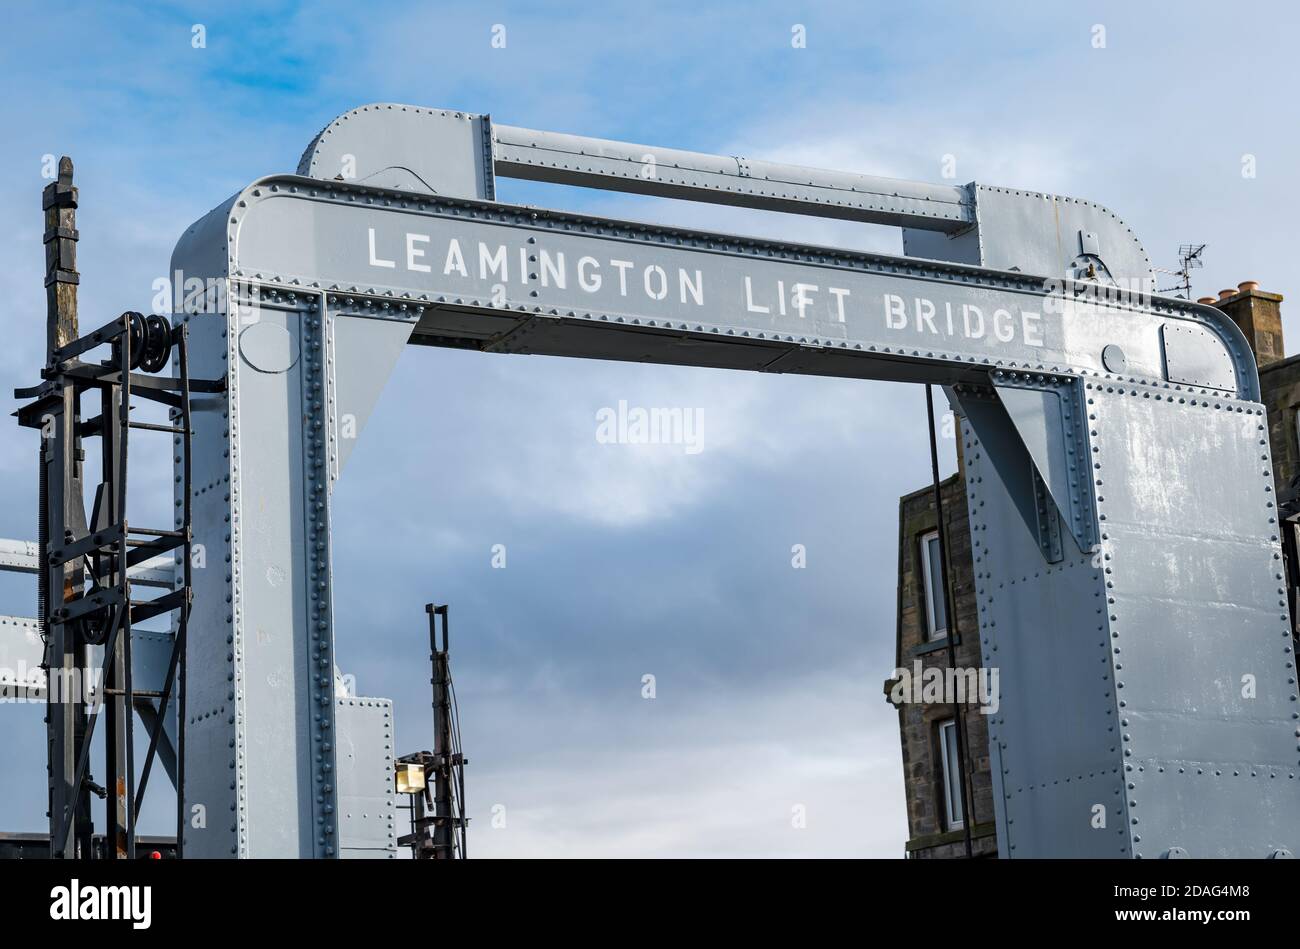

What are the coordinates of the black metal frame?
(16, 311, 218, 859)
(0, 832, 178, 861)
(396, 603, 468, 859)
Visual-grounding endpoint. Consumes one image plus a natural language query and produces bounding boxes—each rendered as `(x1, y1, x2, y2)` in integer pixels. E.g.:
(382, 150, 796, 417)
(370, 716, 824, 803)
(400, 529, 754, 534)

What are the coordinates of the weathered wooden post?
(40, 156, 96, 858)
(43, 157, 79, 353)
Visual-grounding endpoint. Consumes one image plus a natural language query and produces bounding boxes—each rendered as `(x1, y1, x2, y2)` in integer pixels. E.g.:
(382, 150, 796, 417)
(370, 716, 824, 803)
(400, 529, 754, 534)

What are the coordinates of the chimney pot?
(1197, 296, 1217, 305)
(1215, 280, 1285, 368)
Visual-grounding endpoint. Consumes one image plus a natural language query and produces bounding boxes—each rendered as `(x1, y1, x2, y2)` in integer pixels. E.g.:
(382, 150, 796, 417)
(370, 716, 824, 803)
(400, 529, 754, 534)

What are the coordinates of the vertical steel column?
(118, 339, 136, 861)
(101, 379, 127, 857)
(43, 386, 83, 858)
(178, 290, 341, 857)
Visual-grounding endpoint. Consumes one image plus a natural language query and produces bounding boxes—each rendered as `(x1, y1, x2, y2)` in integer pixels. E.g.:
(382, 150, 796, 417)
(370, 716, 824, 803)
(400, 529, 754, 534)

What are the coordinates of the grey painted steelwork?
(299, 106, 494, 201)
(954, 373, 1298, 857)
(0, 615, 42, 701)
(169, 102, 1298, 858)
(493, 123, 974, 231)
(335, 697, 397, 858)
(302, 104, 1155, 290)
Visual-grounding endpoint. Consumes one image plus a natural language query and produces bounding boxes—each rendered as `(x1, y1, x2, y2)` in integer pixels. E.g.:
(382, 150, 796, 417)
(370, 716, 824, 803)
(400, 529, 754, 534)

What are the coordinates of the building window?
(1292, 405, 1300, 464)
(919, 530, 948, 640)
(938, 719, 965, 830)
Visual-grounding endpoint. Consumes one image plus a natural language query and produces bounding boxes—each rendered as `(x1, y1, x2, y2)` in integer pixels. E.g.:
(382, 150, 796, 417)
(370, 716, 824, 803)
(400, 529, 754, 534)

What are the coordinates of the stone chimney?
(1205, 281, 1285, 367)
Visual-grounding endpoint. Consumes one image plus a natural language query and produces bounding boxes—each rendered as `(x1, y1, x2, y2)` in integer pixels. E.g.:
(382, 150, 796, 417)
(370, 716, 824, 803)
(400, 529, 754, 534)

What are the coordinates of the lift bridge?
(4, 103, 1298, 859)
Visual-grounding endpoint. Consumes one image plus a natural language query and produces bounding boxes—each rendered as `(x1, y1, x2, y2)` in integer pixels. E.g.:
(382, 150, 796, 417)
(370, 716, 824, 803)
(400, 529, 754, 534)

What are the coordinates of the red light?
(149, 850, 162, 860)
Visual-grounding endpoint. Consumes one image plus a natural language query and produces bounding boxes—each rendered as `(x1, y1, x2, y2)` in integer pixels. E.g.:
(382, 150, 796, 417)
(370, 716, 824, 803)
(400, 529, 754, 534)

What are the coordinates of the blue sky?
(1, 0, 1298, 856)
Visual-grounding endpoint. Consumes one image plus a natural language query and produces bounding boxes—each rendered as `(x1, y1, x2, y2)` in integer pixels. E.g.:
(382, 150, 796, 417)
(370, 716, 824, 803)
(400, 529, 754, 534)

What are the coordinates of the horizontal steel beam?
(221, 177, 1252, 401)
(0, 615, 42, 700)
(0, 537, 173, 588)
(493, 125, 974, 232)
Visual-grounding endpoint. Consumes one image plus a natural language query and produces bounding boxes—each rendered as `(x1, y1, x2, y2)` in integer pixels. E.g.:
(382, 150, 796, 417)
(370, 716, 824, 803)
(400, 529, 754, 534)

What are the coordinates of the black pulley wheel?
(116, 310, 172, 372)
(140, 314, 172, 373)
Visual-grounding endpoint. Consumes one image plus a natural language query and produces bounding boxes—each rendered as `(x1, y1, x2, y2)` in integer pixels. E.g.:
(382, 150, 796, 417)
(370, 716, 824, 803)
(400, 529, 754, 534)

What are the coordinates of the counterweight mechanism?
(17, 311, 201, 857)
(15, 159, 222, 856)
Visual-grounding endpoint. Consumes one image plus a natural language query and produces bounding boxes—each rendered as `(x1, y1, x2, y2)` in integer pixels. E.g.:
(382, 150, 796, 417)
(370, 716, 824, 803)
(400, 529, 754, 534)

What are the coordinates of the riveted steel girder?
(204, 177, 1251, 397)
(297, 104, 1156, 289)
(955, 373, 1298, 857)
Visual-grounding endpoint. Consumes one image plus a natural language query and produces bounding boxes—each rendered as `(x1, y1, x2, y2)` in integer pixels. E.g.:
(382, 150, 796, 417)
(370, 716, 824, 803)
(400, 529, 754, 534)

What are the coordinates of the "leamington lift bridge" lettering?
(365, 227, 1048, 348)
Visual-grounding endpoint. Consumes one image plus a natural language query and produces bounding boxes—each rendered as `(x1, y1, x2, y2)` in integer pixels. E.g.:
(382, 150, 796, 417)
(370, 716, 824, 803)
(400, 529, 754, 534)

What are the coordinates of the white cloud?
(460, 667, 906, 858)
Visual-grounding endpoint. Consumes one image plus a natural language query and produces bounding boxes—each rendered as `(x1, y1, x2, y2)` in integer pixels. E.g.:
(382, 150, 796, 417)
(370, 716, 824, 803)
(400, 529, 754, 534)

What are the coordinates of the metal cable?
(926, 385, 974, 859)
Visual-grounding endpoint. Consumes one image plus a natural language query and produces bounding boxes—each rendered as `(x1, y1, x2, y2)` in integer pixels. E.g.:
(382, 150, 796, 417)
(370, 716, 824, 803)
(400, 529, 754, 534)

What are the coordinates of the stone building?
(887, 282, 1289, 858)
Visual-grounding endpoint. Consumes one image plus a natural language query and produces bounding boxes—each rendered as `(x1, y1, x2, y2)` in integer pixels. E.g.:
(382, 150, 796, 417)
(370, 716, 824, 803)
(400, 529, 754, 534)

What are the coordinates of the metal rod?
(925, 385, 973, 859)
(127, 420, 189, 434)
(177, 323, 191, 860)
(102, 380, 125, 857)
(119, 323, 136, 861)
